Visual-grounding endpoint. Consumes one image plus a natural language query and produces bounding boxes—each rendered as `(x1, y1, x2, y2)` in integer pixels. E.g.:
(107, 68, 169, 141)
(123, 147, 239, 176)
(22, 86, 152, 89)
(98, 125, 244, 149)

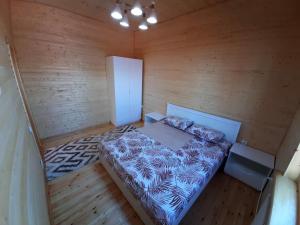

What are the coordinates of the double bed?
(98, 103, 241, 225)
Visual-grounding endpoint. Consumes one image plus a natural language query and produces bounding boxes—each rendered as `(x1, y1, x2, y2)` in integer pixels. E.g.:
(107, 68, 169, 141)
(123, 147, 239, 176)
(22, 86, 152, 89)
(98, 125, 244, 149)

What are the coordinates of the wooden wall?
(11, 0, 134, 138)
(276, 106, 300, 173)
(135, 0, 300, 154)
(0, 0, 50, 224)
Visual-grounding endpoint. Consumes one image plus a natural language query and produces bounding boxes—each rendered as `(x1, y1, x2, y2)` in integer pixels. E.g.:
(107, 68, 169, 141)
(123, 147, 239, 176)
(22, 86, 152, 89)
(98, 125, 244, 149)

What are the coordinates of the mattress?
(98, 125, 230, 225)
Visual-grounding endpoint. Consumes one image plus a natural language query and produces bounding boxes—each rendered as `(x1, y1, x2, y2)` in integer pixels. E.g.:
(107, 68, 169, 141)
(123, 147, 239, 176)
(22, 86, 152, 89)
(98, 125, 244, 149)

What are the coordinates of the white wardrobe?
(106, 56, 143, 126)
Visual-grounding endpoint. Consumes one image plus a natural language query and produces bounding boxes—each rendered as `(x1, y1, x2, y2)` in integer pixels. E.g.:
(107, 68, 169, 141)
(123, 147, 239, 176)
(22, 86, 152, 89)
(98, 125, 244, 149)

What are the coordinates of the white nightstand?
(144, 112, 166, 124)
(224, 143, 275, 191)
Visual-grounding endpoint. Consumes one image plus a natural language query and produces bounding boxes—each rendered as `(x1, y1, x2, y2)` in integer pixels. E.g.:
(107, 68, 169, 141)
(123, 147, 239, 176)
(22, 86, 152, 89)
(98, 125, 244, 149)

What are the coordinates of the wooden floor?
(48, 163, 259, 225)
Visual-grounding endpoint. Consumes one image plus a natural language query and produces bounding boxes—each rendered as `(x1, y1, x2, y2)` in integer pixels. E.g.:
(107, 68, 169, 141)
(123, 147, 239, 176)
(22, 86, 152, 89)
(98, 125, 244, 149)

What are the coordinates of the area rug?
(45, 124, 136, 181)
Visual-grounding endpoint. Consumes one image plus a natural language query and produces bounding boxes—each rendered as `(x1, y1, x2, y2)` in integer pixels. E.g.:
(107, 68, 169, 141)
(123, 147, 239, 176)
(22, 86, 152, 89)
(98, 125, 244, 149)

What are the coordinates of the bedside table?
(224, 143, 275, 191)
(144, 112, 166, 124)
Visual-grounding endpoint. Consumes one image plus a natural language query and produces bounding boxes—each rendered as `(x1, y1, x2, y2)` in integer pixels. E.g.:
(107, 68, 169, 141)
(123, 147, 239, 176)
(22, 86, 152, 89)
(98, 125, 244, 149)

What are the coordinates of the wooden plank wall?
(0, 0, 50, 224)
(135, 0, 300, 154)
(276, 106, 300, 173)
(11, 0, 134, 138)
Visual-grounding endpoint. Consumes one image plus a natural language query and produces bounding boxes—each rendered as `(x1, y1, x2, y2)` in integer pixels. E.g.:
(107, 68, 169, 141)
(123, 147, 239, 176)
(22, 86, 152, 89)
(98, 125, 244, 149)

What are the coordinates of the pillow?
(186, 123, 224, 143)
(162, 116, 193, 131)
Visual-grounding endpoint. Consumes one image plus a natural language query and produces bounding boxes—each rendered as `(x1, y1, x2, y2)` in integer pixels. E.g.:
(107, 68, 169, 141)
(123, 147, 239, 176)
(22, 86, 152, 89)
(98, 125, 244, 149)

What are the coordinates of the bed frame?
(100, 103, 241, 225)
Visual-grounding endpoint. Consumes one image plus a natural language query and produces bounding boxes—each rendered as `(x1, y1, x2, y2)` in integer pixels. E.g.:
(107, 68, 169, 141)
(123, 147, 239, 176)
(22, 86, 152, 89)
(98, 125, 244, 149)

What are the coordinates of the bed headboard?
(166, 103, 241, 143)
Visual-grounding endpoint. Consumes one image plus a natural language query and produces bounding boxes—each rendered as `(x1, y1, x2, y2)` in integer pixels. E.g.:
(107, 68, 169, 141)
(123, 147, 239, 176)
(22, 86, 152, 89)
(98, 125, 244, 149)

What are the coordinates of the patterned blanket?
(98, 130, 229, 225)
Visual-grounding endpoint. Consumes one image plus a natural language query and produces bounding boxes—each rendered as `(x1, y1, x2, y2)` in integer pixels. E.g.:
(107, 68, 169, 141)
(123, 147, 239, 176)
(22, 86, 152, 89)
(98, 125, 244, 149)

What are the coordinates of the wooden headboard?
(166, 103, 241, 143)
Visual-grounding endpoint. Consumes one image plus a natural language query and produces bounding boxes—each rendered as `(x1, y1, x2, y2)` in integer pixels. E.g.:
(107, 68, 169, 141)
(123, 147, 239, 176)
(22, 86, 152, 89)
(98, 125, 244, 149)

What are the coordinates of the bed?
(98, 103, 241, 225)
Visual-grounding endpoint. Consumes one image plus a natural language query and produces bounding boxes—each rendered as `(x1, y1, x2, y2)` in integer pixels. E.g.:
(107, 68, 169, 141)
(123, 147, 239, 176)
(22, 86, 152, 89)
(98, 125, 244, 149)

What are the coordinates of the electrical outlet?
(28, 126, 33, 133)
(241, 139, 248, 145)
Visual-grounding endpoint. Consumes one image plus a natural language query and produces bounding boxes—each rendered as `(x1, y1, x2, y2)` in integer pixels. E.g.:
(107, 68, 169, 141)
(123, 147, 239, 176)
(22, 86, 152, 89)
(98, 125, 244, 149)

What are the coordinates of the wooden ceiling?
(28, 0, 227, 29)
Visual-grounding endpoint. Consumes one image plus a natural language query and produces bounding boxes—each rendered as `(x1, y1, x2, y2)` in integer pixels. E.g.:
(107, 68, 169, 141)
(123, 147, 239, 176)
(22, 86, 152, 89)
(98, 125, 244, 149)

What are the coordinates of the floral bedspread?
(98, 130, 229, 225)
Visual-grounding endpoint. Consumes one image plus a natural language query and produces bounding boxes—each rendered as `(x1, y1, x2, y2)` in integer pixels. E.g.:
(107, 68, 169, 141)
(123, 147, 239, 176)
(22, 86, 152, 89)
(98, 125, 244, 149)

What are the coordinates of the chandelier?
(110, 0, 158, 30)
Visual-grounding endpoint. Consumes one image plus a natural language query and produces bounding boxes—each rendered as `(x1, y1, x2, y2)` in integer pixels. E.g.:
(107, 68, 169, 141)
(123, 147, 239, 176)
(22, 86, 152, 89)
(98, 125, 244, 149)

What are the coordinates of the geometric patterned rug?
(45, 124, 136, 181)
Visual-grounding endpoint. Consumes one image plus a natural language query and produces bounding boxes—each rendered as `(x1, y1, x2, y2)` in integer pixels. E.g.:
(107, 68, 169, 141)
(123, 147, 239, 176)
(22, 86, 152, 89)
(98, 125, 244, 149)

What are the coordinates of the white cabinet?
(224, 143, 275, 191)
(106, 56, 143, 126)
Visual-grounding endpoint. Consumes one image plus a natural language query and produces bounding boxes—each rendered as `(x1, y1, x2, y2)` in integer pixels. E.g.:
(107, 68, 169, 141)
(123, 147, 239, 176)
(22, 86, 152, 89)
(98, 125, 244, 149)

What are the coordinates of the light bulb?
(120, 11, 129, 27)
(131, 1, 143, 16)
(139, 21, 148, 30)
(147, 16, 157, 24)
(147, 6, 157, 24)
(120, 21, 129, 27)
(111, 3, 123, 20)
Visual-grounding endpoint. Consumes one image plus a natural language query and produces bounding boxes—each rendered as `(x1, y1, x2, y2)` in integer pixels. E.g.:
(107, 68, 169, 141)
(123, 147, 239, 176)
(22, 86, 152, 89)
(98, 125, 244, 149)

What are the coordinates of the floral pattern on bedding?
(98, 131, 229, 225)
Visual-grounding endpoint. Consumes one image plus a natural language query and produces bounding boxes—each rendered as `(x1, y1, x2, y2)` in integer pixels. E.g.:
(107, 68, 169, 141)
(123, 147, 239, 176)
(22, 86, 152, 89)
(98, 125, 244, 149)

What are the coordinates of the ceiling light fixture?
(111, 2, 123, 20)
(146, 4, 157, 24)
(139, 14, 148, 30)
(120, 10, 129, 27)
(131, 1, 143, 16)
(109, 1, 158, 30)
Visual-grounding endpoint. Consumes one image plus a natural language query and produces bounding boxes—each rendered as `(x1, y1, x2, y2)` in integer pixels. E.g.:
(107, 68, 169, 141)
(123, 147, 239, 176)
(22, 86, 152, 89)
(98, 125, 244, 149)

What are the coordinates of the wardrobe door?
(106, 57, 116, 125)
(129, 59, 143, 123)
(113, 57, 131, 126)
